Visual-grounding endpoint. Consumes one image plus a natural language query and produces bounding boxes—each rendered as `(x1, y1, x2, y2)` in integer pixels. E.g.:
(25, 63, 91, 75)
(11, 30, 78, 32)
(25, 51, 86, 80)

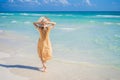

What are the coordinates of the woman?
(33, 17, 56, 72)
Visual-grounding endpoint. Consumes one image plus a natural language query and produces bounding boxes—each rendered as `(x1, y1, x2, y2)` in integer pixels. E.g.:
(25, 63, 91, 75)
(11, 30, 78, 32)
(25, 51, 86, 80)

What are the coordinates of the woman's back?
(39, 27, 51, 41)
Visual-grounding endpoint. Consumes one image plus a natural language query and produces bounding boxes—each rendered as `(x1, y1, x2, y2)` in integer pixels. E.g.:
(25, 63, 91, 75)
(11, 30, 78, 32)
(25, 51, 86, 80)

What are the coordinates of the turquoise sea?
(0, 11, 120, 68)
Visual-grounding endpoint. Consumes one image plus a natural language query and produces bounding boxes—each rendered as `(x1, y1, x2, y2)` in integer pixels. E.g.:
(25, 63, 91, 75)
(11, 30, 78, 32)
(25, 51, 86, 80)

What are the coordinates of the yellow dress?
(37, 27, 52, 62)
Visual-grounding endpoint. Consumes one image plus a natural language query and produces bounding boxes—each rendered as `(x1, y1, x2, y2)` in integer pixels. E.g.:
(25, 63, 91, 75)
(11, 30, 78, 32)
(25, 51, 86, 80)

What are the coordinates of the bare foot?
(40, 66, 46, 72)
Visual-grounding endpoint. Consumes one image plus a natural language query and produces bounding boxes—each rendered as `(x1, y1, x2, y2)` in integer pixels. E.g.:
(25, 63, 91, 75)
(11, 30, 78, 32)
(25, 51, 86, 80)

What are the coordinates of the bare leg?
(41, 61, 47, 72)
(37, 42, 47, 72)
(40, 54, 47, 72)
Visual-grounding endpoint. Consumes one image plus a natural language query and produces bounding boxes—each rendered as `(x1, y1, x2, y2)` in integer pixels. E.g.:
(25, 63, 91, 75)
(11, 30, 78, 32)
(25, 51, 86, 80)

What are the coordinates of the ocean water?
(0, 11, 120, 68)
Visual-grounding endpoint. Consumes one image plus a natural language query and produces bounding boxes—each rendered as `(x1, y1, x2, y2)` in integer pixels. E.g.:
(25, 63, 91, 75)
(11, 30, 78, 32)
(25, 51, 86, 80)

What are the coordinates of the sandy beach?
(0, 30, 120, 80)
(1, 53, 120, 80)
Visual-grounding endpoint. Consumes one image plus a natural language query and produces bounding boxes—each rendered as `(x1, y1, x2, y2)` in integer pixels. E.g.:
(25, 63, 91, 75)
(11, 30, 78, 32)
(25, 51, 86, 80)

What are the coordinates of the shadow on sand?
(0, 64, 40, 71)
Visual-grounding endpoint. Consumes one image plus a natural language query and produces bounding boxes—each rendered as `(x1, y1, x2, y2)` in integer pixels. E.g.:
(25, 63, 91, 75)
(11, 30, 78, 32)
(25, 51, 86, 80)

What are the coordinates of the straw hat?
(37, 16, 56, 28)
(38, 16, 49, 23)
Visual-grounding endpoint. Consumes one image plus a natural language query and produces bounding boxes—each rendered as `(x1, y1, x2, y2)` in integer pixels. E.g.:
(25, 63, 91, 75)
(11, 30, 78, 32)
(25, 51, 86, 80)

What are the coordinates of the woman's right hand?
(33, 22, 40, 29)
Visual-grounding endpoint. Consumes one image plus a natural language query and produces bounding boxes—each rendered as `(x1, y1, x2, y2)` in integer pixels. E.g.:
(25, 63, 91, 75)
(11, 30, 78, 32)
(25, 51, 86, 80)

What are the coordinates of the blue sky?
(0, 0, 120, 11)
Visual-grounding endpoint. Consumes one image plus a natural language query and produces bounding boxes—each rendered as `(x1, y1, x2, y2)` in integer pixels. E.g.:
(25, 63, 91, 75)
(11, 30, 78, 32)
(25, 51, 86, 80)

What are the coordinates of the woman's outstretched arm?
(46, 22, 56, 28)
(33, 22, 40, 29)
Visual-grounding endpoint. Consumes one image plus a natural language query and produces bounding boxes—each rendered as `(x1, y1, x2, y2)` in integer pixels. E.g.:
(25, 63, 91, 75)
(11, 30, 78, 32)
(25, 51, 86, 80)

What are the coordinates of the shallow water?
(0, 11, 120, 68)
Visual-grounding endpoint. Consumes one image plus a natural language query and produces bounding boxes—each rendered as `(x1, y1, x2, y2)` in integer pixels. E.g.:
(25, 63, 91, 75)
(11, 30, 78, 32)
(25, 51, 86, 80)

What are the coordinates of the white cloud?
(8, 0, 41, 5)
(85, 0, 92, 6)
(59, 0, 69, 5)
(19, 0, 35, 2)
(44, 0, 70, 5)
(8, 0, 70, 6)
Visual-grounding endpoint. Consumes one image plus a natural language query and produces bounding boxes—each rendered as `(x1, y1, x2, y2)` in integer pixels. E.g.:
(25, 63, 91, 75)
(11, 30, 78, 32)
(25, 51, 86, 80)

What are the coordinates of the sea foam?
(96, 15, 120, 18)
(0, 13, 14, 16)
(1, 16, 7, 18)
(20, 13, 42, 16)
(11, 20, 17, 23)
(24, 21, 31, 24)
(58, 27, 77, 31)
(89, 20, 95, 23)
(116, 23, 120, 25)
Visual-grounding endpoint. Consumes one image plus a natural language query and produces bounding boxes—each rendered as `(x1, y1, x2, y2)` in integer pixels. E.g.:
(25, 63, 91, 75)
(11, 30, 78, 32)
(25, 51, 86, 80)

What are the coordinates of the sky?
(0, 0, 120, 11)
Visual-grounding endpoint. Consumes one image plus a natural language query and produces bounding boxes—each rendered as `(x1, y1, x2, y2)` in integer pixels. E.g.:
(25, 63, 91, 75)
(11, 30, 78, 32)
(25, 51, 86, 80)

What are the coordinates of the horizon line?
(0, 11, 120, 12)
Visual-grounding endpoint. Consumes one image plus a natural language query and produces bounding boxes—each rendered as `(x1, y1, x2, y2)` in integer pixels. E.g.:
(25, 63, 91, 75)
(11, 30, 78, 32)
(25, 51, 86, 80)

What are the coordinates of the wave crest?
(11, 20, 17, 23)
(0, 13, 14, 16)
(24, 21, 31, 24)
(58, 27, 77, 31)
(20, 13, 42, 16)
(96, 15, 120, 18)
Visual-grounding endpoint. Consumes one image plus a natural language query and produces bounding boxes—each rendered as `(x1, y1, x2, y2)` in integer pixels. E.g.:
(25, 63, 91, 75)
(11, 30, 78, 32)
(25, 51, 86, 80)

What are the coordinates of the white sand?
(1, 53, 120, 80)
(0, 31, 120, 80)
